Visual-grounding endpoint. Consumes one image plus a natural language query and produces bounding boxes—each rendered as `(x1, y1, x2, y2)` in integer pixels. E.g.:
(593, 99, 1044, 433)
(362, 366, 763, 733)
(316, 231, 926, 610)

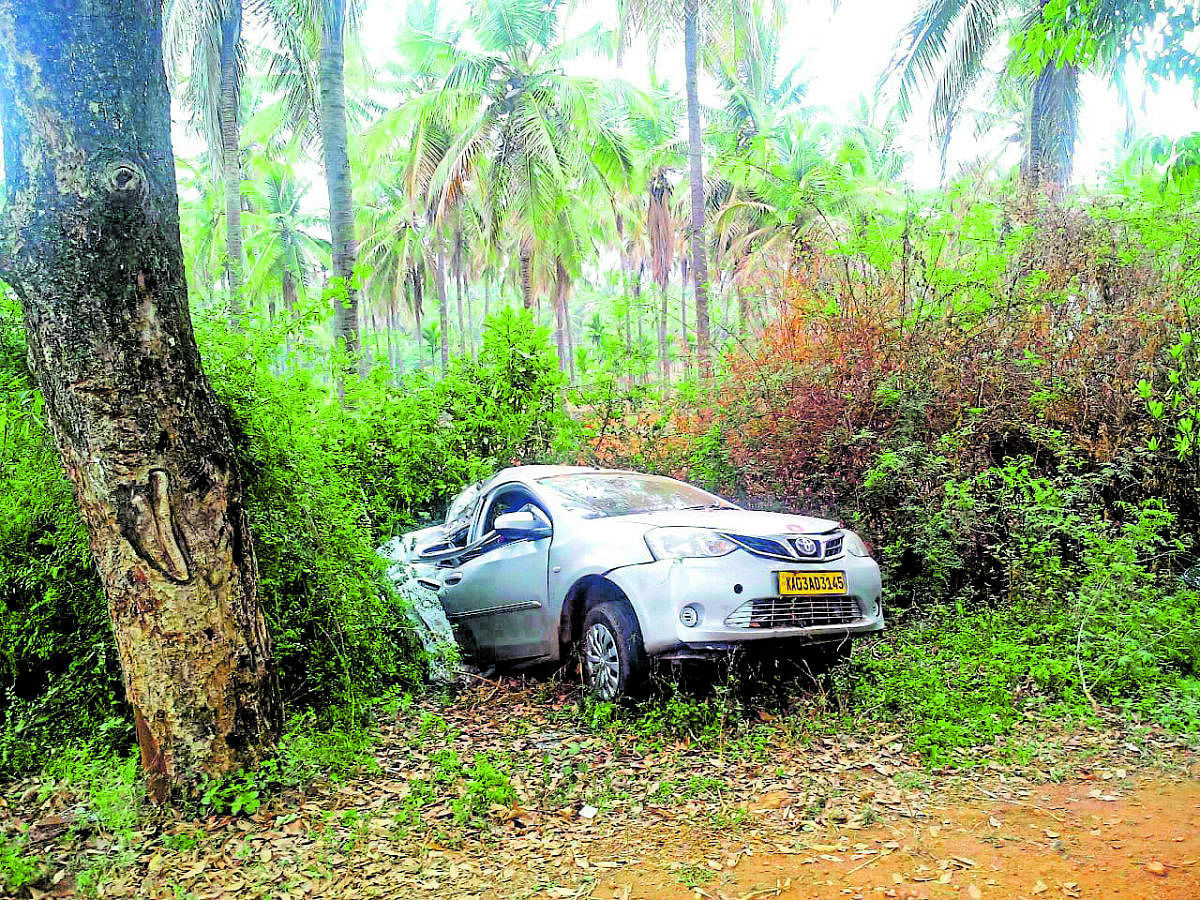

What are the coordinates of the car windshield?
(537, 473, 735, 519)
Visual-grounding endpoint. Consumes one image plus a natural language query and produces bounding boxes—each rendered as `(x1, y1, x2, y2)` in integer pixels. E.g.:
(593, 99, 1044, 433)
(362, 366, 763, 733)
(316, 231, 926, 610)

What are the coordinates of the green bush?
(0, 293, 127, 773)
(846, 455, 1200, 764)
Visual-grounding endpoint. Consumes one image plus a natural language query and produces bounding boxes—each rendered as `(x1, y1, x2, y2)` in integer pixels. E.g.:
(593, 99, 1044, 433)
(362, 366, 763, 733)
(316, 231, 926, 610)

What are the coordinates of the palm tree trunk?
(633, 263, 644, 385)
(464, 270, 474, 356)
(680, 258, 690, 380)
(453, 226, 466, 357)
(219, 1, 244, 328)
(1023, 61, 1079, 193)
(318, 0, 360, 377)
(684, 0, 710, 376)
(553, 258, 572, 377)
(659, 285, 669, 384)
(412, 266, 425, 370)
(281, 268, 297, 372)
(436, 243, 449, 376)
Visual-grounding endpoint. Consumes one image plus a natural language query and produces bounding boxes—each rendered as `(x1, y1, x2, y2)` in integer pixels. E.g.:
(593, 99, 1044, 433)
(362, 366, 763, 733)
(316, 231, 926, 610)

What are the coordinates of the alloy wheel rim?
(583, 623, 620, 699)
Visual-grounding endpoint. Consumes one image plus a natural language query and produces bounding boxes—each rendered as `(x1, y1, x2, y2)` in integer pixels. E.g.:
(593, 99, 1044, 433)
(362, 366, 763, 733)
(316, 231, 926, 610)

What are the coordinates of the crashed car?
(399, 466, 883, 699)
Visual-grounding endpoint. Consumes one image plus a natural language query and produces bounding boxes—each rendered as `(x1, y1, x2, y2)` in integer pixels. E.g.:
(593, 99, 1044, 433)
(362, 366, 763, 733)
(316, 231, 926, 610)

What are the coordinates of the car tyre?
(581, 601, 646, 701)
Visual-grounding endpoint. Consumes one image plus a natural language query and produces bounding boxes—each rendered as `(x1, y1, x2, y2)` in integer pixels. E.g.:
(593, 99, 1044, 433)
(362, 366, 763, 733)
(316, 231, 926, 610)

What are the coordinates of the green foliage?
(195, 709, 380, 816)
(0, 832, 43, 894)
(848, 451, 1199, 764)
(0, 292, 127, 774)
(43, 746, 144, 838)
(343, 306, 575, 540)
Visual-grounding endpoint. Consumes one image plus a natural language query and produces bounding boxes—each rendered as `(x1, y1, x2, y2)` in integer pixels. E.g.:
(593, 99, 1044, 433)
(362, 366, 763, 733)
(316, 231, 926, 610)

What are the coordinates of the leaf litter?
(2, 678, 1197, 899)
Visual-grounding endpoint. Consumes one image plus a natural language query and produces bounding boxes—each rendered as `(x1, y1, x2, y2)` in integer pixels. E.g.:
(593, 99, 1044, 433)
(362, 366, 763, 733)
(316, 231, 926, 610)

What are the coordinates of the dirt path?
(10, 680, 1198, 899)
(594, 775, 1200, 900)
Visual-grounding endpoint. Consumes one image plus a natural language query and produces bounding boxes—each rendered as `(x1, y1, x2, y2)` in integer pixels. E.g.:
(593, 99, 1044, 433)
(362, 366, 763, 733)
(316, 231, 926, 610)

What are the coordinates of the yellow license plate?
(778, 571, 847, 595)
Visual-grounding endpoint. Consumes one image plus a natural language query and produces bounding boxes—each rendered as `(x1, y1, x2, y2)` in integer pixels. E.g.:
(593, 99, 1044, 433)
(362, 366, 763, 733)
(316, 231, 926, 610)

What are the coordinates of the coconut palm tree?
(243, 159, 329, 324)
(885, 0, 1087, 190)
(257, 0, 366, 373)
(164, 0, 248, 324)
(391, 0, 636, 376)
(357, 178, 428, 372)
(176, 158, 230, 310)
(617, 0, 778, 375)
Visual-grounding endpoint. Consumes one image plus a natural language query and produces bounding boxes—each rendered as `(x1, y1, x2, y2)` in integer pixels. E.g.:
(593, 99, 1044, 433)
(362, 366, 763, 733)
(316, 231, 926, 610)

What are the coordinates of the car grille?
(724, 595, 861, 629)
(727, 532, 845, 561)
(789, 534, 843, 559)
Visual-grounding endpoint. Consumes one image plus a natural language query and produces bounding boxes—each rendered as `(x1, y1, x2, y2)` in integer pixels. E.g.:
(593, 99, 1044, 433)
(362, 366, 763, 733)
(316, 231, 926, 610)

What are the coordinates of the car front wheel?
(581, 601, 646, 700)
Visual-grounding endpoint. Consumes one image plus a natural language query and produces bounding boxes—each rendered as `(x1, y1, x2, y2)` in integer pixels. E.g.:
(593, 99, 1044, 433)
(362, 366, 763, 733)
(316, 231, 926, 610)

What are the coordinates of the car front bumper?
(604, 551, 884, 656)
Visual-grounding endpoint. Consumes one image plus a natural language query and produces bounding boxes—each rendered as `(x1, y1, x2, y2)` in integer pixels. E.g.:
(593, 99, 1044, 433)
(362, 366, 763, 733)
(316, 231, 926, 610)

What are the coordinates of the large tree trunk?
(0, 0, 279, 801)
(319, 0, 360, 376)
(219, 1, 244, 328)
(683, 0, 711, 376)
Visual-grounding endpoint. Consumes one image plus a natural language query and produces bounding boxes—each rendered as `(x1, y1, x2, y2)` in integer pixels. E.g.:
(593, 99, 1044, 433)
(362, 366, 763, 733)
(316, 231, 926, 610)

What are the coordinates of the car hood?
(622, 508, 839, 536)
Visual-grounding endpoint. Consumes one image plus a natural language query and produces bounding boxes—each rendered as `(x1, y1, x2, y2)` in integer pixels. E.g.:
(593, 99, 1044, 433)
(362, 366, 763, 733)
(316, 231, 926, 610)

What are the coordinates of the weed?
(0, 831, 43, 894)
(676, 864, 716, 888)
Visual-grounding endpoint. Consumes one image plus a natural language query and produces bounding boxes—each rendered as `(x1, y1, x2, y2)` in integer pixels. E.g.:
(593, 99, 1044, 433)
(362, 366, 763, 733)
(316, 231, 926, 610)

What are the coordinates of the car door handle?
(443, 572, 463, 586)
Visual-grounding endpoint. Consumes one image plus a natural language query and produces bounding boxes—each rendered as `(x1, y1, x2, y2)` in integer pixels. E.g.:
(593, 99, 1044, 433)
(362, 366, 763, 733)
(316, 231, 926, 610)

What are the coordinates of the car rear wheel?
(581, 602, 646, 700)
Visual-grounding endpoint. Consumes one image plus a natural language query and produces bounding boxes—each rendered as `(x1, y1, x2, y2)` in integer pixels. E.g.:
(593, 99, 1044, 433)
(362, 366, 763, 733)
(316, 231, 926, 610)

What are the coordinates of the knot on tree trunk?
(103, 159, 149, 205)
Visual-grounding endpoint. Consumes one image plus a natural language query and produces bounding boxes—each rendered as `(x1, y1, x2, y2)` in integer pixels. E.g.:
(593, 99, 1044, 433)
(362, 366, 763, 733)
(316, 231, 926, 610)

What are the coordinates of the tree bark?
(658, 285, 669, 384)
(683, 0, 711, 377)
(1023, 60, 1079, 193)
(219, 0, 244, 328)
(0, 0, 280, 801)
(319, 0, 360, 376)
(553, 258, 572, 379)
(436, 243, 449, 376)
(453, 226, 466, 357)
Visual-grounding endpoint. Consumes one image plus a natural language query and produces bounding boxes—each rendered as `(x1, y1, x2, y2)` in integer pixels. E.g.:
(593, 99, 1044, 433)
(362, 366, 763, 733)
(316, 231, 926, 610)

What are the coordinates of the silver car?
(400, 465, 884, 699)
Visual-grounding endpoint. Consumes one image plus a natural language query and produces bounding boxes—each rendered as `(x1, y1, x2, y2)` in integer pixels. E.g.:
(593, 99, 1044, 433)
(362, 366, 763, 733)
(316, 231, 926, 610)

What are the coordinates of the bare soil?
(595, 775, 1200, 900)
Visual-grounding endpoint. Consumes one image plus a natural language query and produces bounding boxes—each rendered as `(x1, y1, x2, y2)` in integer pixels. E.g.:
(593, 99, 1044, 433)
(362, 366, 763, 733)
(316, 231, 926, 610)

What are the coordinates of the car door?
(438, 484, 554, 663)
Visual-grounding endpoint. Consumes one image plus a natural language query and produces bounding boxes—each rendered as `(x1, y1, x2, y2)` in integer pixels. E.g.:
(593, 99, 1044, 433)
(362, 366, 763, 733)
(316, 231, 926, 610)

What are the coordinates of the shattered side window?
(443, 482, 483, 547)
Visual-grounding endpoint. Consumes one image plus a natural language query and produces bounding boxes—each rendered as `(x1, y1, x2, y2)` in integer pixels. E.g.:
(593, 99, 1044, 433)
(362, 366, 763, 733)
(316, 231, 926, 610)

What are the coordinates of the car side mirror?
(494, 507, 552, 540)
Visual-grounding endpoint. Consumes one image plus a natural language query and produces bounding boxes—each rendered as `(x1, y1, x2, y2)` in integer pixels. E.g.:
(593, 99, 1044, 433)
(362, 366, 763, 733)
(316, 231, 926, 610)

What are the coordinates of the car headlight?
(645, 527, 737, 560)
(843, 531, 874, 558)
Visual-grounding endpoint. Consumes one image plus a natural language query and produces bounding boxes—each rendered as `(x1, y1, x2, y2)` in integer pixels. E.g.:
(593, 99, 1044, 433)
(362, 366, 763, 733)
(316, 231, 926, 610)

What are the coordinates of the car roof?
(480, 464, 638, 490)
